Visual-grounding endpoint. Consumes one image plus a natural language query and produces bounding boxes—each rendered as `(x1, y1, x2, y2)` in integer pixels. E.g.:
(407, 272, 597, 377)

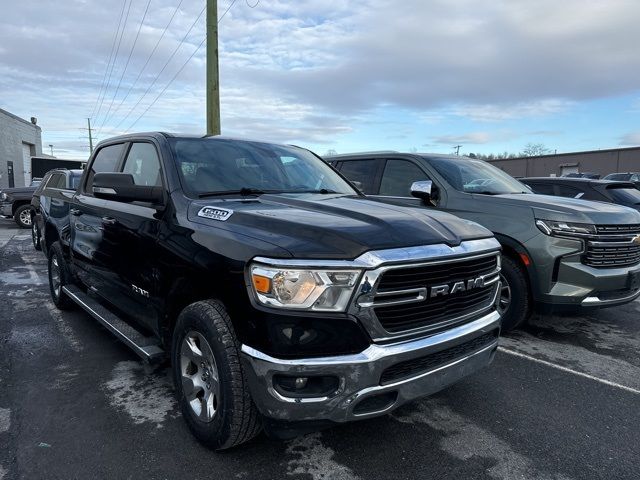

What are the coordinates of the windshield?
(169, 138, 357, 196)
(607, 187, 640, 205)
(427, 156, 529, 194)
(604, 173, 630, 181)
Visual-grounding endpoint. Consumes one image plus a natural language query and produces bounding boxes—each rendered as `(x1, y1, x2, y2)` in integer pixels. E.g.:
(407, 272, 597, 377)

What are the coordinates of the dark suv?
(327, 153, 640, 330)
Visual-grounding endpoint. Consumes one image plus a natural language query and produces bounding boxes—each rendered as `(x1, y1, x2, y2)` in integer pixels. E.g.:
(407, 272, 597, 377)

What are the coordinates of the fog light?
(273, 375, 339, 398)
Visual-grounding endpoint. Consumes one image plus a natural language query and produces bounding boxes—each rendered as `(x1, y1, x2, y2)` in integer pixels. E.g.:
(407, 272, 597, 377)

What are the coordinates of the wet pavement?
(0, 218, 638, 479)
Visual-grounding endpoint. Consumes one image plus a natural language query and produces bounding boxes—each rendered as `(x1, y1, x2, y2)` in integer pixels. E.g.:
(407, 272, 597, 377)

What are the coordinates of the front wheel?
(14, 204, 32, 228)
(172, 300, 261, 450)
(497, 255, 531, 331)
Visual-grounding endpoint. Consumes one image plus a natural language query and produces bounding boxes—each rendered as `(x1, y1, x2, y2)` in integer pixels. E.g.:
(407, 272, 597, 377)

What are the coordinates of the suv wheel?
(47, 241, 74, 310)
(14, 205, 32, 228)
(32, 221, 42, 251)
(497, 255, 531, 331)
(172, 300, 262, 450)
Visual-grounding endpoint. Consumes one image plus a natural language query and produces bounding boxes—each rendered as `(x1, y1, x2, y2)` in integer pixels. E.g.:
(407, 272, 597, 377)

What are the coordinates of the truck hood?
(188, 193, 493, 258)
(1, 186, 36, 196)
(477, 193, 640, 225)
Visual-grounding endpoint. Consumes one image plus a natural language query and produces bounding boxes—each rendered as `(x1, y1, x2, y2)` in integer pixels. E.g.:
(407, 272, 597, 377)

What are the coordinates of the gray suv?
(327, 153, 640, 330)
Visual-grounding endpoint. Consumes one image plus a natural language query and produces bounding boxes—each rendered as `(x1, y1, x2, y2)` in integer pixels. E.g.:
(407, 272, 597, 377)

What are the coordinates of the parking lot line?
(498, 346, 640, 395)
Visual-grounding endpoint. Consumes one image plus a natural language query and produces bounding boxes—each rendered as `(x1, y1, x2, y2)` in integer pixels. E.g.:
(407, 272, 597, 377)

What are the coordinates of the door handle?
(101, 216, 117, 225)
(70, 208, 82, 216)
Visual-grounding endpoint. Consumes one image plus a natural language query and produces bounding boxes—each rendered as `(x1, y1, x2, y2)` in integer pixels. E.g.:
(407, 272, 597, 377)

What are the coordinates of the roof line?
(0, 107, 42, 130)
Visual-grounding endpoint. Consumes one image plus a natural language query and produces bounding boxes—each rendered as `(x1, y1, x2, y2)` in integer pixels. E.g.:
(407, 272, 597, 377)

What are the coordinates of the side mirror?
(350, 180, 364, 193)
(411, 180, 433, 201)
(92, 172, 163, 204)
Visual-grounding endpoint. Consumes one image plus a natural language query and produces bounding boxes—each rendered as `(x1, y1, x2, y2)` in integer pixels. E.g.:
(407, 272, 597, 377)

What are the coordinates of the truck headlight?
(535, 219, 596, 237)
(249, 264, 361, 311)
(0, 192, 7, 201)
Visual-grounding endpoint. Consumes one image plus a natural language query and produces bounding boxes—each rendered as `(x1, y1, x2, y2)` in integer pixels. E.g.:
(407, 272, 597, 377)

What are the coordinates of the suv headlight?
(249, 263, 361, 311)
(0, 192, 7, 201)
(535, 219, 596, 237)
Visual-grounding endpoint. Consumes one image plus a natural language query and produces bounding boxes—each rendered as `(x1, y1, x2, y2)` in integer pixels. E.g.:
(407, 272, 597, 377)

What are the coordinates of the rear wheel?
(172, 300, 261, 450)
(497, 255, 531, 331)
(32, 221, 42, 251)
(48, 241, 74, 310)
(14, 204, 31, 228)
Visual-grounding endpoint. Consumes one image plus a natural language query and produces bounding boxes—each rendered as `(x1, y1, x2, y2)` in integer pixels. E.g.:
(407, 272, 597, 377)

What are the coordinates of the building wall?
(0, 108, 43, 188)
(487, 147, 640, 178)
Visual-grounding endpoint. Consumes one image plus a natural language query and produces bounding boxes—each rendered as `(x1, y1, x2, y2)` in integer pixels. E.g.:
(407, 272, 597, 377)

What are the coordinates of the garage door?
(22, 143, 32, 186)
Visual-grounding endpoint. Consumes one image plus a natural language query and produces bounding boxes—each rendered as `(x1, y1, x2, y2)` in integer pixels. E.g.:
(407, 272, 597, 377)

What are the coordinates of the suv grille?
(585, 225, 640, 268)
(373, 255, 499, 334)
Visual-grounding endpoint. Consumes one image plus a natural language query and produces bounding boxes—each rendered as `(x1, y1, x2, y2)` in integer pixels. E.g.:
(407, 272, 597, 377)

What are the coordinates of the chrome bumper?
(240, 310, 500, 423)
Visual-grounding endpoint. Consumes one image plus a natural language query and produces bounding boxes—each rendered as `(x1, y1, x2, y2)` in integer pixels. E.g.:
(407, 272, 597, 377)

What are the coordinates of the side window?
(46, 173, 66, 189)
(557, 185, 585, 198)
(86, 143, 125, 191)
(122, 143, 162, 187)
(526, 182, 555, 195)
(379, 159, 430, 197)
(631, 174, 640, 182)
(339, 160, 378, 194)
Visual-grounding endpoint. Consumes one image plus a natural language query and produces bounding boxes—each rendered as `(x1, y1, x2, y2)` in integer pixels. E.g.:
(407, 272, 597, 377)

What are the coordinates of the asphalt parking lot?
(0, 218, 639, 480)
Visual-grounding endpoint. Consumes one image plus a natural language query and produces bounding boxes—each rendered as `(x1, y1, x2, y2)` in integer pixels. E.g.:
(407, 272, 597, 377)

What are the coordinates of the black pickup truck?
(42, 133, 502, 449)
(0, 178, 42, 228)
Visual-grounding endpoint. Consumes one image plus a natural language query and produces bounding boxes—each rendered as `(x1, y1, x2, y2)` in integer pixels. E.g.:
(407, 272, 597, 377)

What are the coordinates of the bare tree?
(324, 149, 338, 157)
(521, 143, 549, 157)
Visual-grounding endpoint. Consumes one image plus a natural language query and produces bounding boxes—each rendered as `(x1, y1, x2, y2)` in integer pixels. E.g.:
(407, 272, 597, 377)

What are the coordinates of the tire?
(47, 241, 75, 310)
(172, 300, 262, 450)
(32, 220, 42, 251)
(497, 255, 531, 331)
(14, 204, 32, 228)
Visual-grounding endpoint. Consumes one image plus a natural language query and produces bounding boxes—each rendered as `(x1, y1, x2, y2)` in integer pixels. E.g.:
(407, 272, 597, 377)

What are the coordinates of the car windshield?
(169, 138, 356, 196)
(604, 173, 630, 181)
(426, 156, 530, 194)
(607, 187, 640, 205)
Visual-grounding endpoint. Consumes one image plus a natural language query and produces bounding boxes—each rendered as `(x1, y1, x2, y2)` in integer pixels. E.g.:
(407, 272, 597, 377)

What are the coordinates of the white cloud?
(619, 131, 640, 146)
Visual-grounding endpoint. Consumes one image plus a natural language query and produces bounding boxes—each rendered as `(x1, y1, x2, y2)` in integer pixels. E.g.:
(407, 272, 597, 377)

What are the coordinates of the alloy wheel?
(50, 256, 61, 299)
(497, 274, 511, 315)
(180, 331, 221, 423)
(20, 209, 32, 226)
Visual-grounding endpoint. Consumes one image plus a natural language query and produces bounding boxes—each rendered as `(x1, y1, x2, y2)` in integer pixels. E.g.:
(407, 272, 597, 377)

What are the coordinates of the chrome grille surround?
(348, 238, 502, 343)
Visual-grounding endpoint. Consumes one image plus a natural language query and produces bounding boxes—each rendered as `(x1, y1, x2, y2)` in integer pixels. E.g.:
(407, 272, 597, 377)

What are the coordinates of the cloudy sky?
(1, 0, 639, 159)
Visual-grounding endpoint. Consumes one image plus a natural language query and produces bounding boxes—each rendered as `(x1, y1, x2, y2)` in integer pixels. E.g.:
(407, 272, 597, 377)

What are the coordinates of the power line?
(106, 0, 185, 125)
(113, 4, 207, 131)
(89, 0, 128, 119)
(98, 0, 153, 131)
(95, 0, 134, 130)
(125, 36, 206, 132)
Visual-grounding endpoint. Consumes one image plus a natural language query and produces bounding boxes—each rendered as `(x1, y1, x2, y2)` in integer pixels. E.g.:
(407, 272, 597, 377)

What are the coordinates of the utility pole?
(206, 0, 221, 136)
(454, 145, 461, 156)
(49, 144, 54, 156)
(87, 118, 94, 154)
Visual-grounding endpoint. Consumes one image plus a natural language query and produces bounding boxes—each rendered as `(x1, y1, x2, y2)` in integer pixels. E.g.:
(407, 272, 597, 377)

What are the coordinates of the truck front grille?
(585, 225, 640, 268)
(373, 254, 499, 334)
(379, 330, 498, 385)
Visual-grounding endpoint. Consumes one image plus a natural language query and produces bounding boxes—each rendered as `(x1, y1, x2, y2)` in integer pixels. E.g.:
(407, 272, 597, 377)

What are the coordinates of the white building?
(0, 107, 43, 188)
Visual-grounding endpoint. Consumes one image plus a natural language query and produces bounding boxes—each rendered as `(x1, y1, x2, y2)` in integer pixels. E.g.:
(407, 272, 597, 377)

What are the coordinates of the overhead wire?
(125, 0, 241, 132)
(98, 0, 154, 132)
(113, 4, 207, 131)
(105, 0, 185, 126)
(89, 0, 128, 120)
(94, 0, 134, 133)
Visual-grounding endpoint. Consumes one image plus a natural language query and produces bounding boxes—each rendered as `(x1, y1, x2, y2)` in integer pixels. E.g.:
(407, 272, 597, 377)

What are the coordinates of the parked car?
(602, 172, 640, 188)
(563, 172, 600, 179)
(30, 168, 84, 251)
(42, 133, 503, 449)
(521, 177, 640, 210)
(0, 182, 40, 228)
(326, 153, 640, 331)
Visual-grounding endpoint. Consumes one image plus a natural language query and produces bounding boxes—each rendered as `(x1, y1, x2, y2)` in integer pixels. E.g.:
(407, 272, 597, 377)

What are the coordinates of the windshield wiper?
(288, 188, 338, 194)
(198, 188, 279, 198)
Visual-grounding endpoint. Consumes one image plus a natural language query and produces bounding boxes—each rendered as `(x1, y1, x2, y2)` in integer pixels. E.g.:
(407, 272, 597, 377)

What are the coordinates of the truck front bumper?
(240, 310, 500, 423)
(0, 202, 12, 217)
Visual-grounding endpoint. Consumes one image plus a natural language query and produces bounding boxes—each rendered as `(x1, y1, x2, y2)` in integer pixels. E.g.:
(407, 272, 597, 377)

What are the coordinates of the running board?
(62, 284, 165, 363)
